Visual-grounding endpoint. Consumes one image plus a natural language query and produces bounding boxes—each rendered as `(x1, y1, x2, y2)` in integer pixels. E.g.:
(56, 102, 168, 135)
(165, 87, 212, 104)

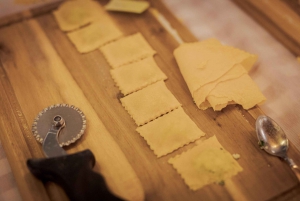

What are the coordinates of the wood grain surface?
(0, 0, 62, 28)
(232, 0, 300, 56)
(1, 0, 300, 200)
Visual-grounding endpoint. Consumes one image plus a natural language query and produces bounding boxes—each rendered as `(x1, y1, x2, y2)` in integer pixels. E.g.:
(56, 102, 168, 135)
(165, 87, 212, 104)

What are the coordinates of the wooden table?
(1, 0, 300, 200)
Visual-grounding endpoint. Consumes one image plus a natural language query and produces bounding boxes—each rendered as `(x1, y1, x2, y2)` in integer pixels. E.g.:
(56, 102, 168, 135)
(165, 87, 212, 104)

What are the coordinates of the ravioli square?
(169, 136, 243, 190)
(120, 81, 181, 126)
(53, 0, 105, 31)
(136, 108, 205, 157)
(67, 21, 123, 53)
(110, 57, 167, 95)
(100, 33, 156, 68)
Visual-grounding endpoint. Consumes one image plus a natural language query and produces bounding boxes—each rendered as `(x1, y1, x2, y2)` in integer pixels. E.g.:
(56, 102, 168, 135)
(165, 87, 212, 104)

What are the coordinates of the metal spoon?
(256, 115, 300, 181)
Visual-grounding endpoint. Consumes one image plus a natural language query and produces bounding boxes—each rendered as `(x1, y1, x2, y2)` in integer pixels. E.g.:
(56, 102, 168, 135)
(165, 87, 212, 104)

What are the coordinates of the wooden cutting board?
(1, 0, 300, 200)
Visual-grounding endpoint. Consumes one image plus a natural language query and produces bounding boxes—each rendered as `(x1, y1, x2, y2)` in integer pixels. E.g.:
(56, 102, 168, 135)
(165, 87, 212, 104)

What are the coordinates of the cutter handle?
(27, 149, 123, 201)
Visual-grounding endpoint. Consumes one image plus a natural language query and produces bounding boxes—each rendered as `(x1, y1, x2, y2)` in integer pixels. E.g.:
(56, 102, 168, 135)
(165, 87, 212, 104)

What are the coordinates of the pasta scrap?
(105, 0, 150, 14)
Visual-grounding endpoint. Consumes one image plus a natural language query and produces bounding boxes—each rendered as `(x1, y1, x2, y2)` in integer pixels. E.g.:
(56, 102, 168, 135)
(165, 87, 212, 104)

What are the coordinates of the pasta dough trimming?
(173, 39, 257, 96)
(105, 0, 150, 14)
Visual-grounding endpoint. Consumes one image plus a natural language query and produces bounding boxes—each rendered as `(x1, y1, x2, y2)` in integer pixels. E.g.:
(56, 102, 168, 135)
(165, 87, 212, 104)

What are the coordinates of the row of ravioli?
(52, 0, 243, 191)
(101, 32, 206, 158)
(53, 0, 150, 53)
(101, 33, 243, 190)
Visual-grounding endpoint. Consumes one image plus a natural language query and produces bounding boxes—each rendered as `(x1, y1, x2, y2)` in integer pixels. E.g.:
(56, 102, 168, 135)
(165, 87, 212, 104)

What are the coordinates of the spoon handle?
(291, 166, 300, 181)
(285, 157, 300, 181)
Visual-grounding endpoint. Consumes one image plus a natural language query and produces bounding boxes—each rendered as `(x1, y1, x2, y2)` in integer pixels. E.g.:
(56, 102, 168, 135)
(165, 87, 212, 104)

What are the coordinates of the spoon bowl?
(256, 115, 300, 181)
(256, 115, 289, 157)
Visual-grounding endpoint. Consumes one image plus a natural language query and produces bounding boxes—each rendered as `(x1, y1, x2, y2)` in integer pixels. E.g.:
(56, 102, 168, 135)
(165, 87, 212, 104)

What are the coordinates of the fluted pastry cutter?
(26, 104, 123, 201)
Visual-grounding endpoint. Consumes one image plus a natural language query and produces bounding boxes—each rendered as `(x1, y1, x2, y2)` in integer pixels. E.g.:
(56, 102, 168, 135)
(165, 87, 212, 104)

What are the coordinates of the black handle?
(27, 149, 123, 201)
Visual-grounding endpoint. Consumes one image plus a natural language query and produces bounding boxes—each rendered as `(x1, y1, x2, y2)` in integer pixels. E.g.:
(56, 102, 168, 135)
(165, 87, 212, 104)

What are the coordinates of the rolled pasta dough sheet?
(173, 39, 257, 97)
(207, 74, 266, 111)
(194, 63, 247, 108)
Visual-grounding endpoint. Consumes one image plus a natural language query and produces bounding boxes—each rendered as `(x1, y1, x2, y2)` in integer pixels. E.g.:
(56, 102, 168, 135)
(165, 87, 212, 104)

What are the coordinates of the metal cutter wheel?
(32, 104, 86, 147)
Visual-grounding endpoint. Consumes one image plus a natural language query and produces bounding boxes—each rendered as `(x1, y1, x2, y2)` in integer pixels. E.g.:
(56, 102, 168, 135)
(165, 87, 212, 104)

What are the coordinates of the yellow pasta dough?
(194, 64, 247, 108)
(110, 57, 167, 95)
(173, 38, 265, 111)
(198, 100, 236, 111)
(136, 108, 205, 157)
(100, 33, 156, 68)
(120, 81, 181, 126)
(206, 74, 266, 111)
(67, 21, 123, 53)
(173, 39, 257, 97)
(168, 136, 243, 191)
(105, 0, 150, 14)
(53, 0, 105, 31)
